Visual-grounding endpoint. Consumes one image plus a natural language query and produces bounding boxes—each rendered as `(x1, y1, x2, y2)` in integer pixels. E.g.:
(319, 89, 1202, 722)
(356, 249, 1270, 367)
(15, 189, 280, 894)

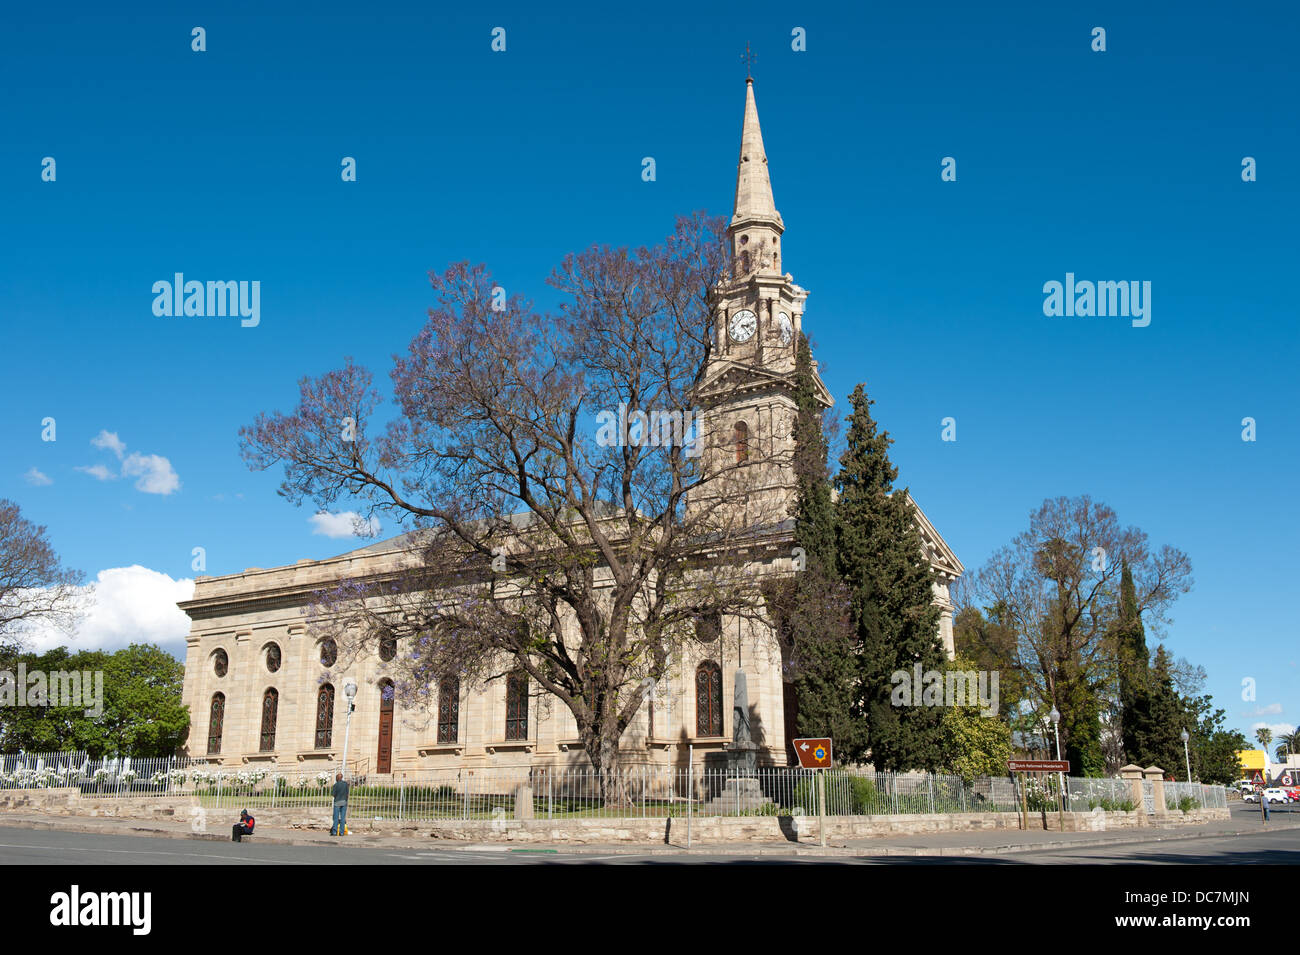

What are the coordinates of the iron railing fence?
(1066, 776, 1138, 812)
(1165, 780, 1227, 810)
(0, 754, 1229, 820)
(0, 752, 198, 797)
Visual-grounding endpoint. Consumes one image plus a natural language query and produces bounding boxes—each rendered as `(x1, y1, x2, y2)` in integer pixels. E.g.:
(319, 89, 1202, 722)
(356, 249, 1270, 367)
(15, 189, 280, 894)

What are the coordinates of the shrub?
(791, 773, 878, 815)
(1088, 796, 1136, 812)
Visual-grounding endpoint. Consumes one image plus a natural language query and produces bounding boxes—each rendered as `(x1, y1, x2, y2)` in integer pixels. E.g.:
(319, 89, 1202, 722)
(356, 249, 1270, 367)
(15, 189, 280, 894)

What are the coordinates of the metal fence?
(0, 752, 1228, 820)
(1165, 780, 1227, 810)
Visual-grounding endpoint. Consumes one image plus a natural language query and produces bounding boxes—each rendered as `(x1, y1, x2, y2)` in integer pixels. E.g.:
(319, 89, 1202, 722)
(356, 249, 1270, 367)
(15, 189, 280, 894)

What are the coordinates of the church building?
(177, 78, 963, 776)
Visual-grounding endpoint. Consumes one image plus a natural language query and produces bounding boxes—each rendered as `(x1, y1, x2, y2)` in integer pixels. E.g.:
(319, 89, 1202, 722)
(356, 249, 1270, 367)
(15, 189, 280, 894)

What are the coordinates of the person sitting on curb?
(232, 809, 255, 842)
(330, 773, 350, 836)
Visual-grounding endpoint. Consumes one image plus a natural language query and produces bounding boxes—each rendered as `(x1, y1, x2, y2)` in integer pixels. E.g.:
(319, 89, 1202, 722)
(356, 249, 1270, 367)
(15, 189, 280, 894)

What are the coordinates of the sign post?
(793, 738, 833, 847)
(1008, 760, 1070, 831)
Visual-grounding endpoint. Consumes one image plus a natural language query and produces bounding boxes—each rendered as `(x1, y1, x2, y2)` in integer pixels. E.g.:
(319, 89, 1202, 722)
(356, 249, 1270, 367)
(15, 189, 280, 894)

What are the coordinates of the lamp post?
(1050, 707, 1064, 813)
(340, 679, 358, 780)
(1181, 728, 1192, 783)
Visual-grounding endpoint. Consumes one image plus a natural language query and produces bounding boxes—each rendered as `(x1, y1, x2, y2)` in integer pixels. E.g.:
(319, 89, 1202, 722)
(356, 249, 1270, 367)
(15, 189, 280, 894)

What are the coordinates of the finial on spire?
(741, 42, 756, 82)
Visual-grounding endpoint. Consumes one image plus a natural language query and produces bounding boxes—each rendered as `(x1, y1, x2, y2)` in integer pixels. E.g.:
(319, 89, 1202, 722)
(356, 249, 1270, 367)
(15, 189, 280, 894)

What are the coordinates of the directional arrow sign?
(793, 737, 833, 769)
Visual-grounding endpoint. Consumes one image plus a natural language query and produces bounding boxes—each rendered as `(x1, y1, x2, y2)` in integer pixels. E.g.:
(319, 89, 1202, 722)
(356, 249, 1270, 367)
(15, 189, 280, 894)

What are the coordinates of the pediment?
(694, 359, 832, 408)
(903, 491, 964, 581)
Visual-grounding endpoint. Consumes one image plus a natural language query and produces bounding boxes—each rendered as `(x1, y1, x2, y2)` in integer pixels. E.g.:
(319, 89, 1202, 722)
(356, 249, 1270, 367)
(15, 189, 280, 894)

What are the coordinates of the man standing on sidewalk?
(331, 773, 350, 836)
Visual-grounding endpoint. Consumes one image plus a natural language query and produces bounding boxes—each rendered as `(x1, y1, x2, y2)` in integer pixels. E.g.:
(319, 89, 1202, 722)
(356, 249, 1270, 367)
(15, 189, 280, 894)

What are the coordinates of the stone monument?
(703, 669, 772, 812)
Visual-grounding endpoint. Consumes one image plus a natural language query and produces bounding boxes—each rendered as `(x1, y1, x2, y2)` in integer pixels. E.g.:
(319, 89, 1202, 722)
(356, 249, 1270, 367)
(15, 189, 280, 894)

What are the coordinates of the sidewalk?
(1, 808, 1293, 857)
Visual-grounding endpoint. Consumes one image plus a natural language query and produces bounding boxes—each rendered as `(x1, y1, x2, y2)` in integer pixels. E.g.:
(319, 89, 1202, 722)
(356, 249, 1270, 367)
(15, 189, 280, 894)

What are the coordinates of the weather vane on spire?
(741, 42, 756, 81)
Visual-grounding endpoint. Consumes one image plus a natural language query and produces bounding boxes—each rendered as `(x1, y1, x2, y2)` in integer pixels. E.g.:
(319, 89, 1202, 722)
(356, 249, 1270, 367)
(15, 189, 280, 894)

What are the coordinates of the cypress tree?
(834, 384, 945, 771)
(764, 335, 858, 758)
(1115, 558, 1151, 763)
(1131, 645, 1185, 774)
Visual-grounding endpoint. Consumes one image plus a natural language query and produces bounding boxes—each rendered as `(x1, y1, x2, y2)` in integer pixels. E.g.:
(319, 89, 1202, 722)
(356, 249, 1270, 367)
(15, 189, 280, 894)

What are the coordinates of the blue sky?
(2, 1, 1296, 743)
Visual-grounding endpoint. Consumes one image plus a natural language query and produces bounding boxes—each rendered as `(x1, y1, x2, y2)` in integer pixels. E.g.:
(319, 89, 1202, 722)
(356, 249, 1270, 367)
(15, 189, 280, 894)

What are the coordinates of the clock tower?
(694, 77, 832, 531)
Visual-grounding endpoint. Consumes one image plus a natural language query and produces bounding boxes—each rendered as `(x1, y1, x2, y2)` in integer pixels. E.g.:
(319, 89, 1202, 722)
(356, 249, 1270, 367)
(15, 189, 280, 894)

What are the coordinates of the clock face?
(777, 312, 793, 344)
(729, 309, 757, 343)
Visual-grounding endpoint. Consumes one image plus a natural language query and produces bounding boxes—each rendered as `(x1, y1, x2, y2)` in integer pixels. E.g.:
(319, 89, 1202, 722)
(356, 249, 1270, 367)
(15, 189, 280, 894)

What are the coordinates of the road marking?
(0, 842, 320, 864)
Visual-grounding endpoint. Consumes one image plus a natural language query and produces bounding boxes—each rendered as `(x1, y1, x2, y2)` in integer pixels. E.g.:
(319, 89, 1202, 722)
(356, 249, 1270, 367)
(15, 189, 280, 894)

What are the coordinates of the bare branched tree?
(241, 213, 784, 783)
(0, 500, 88, 647)
(961, 495, 1193, 772)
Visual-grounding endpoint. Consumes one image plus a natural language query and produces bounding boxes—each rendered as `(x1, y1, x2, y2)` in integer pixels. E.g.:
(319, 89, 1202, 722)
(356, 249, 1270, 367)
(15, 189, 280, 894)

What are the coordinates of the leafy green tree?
(764, 334, 858, 758)
(952, 603, 1029, 722)
(834, 384, 944, 771)
(1181, 694, 1248, 785)
(0, 643, 188, 757)
(939, 655, 1014, 781)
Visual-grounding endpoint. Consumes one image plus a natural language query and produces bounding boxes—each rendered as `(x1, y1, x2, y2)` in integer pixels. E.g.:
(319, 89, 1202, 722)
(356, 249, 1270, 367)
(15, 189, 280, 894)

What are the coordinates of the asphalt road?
(0, 820, 1296, 865)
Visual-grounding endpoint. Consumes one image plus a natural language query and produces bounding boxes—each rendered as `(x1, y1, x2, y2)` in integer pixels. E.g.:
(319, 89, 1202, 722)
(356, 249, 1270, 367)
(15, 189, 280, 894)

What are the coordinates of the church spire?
(731, 78, 784, 234)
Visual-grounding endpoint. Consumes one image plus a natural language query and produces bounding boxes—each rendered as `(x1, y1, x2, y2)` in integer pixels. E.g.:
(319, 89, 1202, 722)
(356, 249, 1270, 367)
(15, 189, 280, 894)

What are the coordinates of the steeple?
(731, 78, 783, 235)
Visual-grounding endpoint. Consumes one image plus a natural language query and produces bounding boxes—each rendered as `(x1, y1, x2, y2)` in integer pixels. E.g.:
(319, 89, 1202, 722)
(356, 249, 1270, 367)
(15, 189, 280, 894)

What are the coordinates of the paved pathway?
(0, 802, 1291, 859)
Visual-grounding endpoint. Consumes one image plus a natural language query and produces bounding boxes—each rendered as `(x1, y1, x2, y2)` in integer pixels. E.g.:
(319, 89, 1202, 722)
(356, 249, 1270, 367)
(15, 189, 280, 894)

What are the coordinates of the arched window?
(379, 631, 397, 662)
(734, 421, 749, 463)
(315, 683, 335, 749)
(319, 638, 337, 668)
(438, 677, 460, 744)
(260, 688, 279, 751)
(207, 693, 225, 754)
(505, 671, 528, 741)
(696, 661, 722, 737)
(265, 643, 281, 673)
(213, 649, 228, 678)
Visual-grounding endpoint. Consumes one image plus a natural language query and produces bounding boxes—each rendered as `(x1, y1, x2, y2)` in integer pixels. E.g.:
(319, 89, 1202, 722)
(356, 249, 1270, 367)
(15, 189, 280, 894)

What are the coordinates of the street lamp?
(1050, 708, 1064, 812)
(1181, 728, 1192, 783)
(340, 678, 358, 779)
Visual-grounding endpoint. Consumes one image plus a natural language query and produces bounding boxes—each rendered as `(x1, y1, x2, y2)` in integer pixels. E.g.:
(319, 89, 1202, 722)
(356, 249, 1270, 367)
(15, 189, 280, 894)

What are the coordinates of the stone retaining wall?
(0, 789, 1228, 843)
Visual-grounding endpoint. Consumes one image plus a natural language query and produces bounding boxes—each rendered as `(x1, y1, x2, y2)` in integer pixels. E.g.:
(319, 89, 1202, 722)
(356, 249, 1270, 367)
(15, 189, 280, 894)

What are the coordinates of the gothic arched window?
(505, 671, 529, 741)
(265, 643, 281, 673)
(315, 683, 335, 749)
(319, 638, 337, 668)
(379, 631, 397, 662)
(734, 421, 749, 463)
(438, 676, 460, 744)
(260, 688, 279, 751)
(696, 661, 722, 737)
(207, 693, 225, 755)
(213, 649, 228, 678)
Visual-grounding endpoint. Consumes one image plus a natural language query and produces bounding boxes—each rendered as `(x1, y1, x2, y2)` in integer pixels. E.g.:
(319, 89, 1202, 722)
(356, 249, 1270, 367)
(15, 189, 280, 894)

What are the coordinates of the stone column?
(1120, 764, 1147, 826)
(1145, 767, 1167, 817)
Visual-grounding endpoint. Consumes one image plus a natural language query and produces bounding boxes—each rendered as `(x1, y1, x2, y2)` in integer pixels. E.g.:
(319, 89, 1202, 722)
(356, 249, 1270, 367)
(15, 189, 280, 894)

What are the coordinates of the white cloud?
(1252, 721, 1295, 738)
(24, 467, 52, 486)
(75, 463, 117, 481)
(91, 430, 127, 460)
(310, 511, 381, 538)
(121, 453, 180, 495)
(77, 432, 180, 495)
(16, 565, 195, 656)
(1250, 703, 1284, 717)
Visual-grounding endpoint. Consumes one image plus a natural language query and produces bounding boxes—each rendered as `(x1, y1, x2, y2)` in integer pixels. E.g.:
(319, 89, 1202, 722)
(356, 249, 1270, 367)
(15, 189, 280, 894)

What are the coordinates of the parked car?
(1262, 788, 1290, 804)
(1284, 787, 1300, 802)
(1243, 790, 1259, 803)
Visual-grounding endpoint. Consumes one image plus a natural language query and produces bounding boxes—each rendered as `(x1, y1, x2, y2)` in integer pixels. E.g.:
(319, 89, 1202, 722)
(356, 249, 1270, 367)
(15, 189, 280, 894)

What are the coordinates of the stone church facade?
(178, 78, 963, 776)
